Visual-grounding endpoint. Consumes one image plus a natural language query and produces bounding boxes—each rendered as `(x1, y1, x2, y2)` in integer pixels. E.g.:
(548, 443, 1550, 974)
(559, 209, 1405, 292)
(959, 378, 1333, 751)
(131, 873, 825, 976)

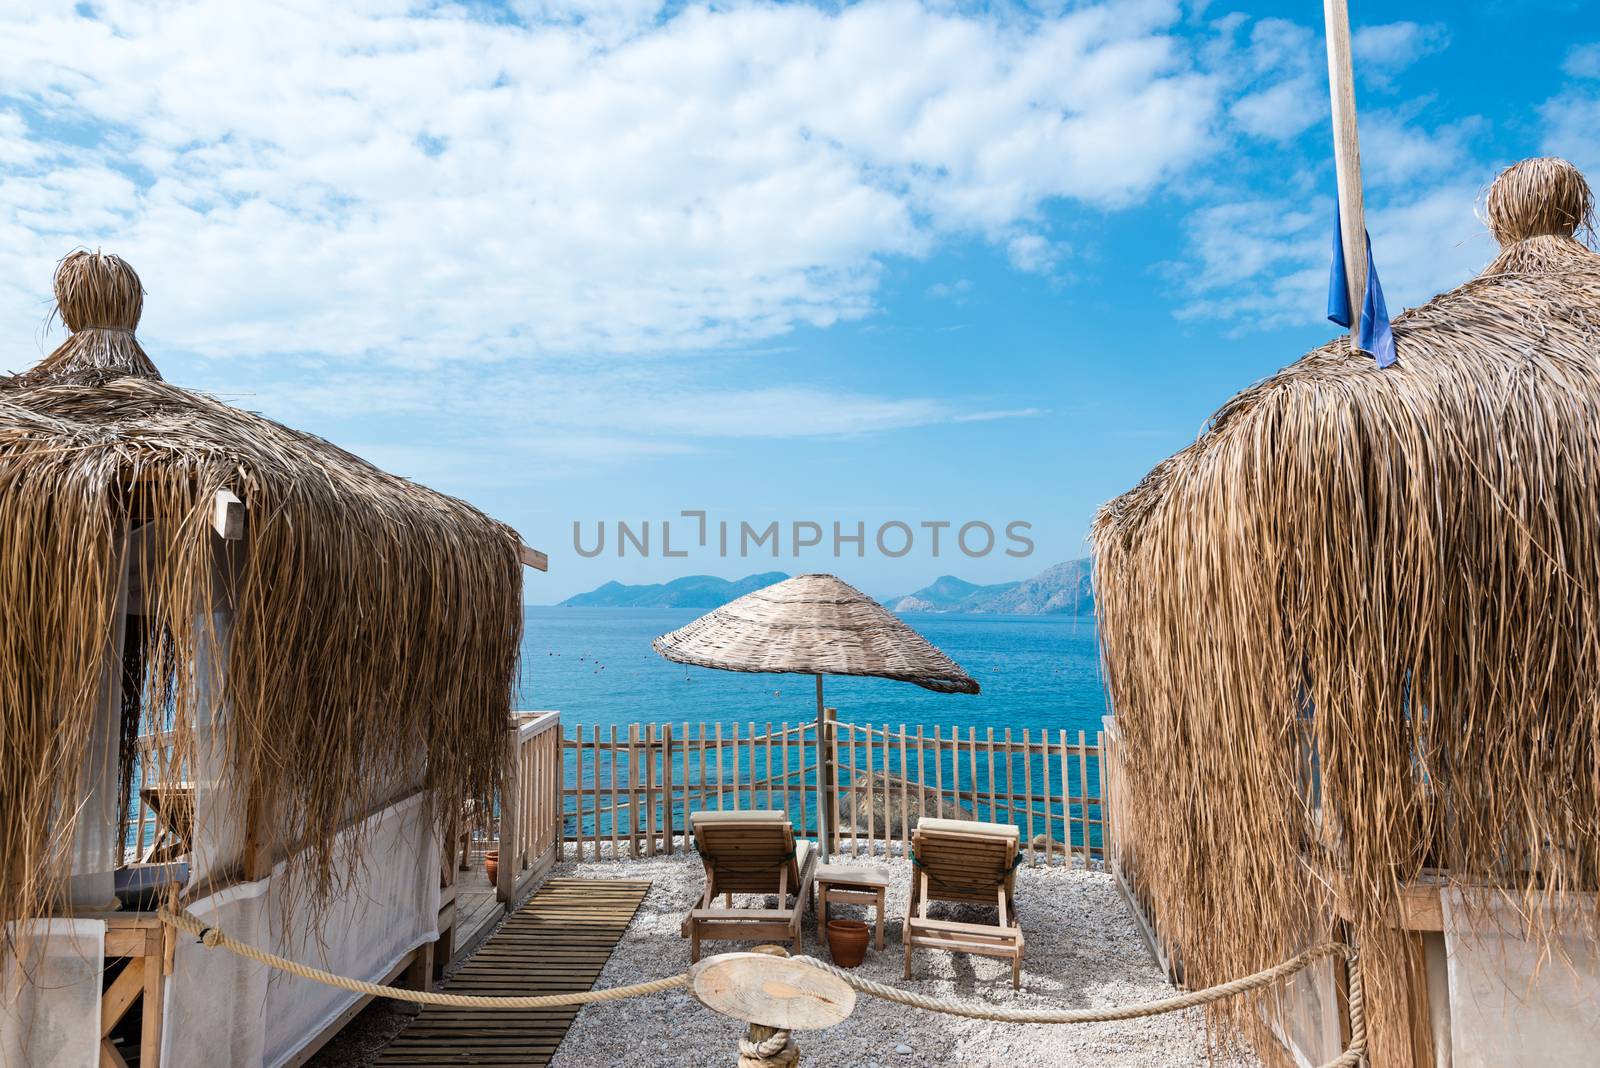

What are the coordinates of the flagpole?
(1324, 0, 1365, 348)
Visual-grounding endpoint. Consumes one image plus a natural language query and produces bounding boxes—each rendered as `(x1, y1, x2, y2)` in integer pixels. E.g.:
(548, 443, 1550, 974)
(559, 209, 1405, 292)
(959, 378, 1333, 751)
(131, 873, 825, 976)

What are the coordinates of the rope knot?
(738, 1029, 797, 1068)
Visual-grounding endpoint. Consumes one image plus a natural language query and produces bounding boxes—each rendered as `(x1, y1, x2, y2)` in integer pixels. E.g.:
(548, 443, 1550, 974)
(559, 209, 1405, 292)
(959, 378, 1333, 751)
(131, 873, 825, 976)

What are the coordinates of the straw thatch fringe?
(1092, 158, 1600, 1058)
(1, 252, 521, 939)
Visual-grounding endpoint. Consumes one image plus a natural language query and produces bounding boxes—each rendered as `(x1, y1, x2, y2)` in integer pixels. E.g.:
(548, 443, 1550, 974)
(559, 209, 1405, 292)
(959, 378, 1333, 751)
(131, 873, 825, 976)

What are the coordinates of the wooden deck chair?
(904, 817, 1024, 988)
(682, 810, 816, 962)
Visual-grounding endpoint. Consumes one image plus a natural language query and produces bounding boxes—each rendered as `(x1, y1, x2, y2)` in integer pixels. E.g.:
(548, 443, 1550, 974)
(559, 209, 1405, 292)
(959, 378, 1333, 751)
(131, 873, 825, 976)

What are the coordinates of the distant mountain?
(558, 571, 789, 608)
(888, 559, 1094, 616)
(886, 575, 1022, 613)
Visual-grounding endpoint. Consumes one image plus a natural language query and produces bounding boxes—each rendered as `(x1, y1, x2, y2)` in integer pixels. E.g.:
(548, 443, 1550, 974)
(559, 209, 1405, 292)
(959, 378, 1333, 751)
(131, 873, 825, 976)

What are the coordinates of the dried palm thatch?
(1, 251, 522, 937)
(653, 573, 978, 693)
(1092, 157, 1600, 1059)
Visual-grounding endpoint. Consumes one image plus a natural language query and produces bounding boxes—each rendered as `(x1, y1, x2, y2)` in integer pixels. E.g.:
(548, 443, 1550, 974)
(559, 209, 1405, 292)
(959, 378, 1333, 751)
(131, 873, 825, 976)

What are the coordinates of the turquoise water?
(516, 606, 1108, 738)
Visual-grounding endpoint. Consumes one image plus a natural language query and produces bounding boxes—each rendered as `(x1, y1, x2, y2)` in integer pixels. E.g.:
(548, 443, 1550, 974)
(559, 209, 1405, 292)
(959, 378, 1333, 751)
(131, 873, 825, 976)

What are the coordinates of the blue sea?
(516, 606, 1109, 739)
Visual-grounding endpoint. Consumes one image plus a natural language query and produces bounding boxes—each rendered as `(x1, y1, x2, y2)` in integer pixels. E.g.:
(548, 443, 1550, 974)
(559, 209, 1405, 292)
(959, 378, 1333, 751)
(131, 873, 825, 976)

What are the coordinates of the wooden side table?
(816, 865, 890, 950)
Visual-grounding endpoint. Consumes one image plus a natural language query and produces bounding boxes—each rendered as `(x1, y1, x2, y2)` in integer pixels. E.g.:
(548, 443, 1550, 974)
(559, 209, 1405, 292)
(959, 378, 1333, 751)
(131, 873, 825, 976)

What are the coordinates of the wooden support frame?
(518, 544, 549, 571)
(98, 917, 168, 1068)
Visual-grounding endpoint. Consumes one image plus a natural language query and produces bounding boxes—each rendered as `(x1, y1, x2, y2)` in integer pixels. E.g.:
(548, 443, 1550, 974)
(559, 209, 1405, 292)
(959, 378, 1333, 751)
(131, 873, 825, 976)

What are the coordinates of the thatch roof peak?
(26, 250, 161, 384)
(1485, 156, 1593, 247)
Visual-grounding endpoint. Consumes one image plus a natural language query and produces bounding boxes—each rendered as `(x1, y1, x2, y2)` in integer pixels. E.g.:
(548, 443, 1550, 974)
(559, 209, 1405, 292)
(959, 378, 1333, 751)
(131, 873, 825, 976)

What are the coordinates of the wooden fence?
(559, 713, 1106, 867)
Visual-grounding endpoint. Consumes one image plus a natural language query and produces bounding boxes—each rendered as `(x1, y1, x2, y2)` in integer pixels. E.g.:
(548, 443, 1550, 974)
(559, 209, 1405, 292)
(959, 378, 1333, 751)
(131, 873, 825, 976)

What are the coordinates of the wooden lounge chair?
(904, 817, 1024, 988)
(682, 810, 816, 961)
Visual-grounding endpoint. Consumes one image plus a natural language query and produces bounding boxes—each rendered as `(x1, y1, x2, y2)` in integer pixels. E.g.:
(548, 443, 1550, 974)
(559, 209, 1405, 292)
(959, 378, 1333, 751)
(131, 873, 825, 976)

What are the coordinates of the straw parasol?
(1091, 157, 1600, 1057)
(0, 251, 523, 932)
(653, 573, 978, 859)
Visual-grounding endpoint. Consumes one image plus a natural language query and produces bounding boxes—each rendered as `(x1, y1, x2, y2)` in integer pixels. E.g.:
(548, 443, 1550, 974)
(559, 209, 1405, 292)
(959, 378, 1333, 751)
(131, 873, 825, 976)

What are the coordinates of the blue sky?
(3, 0, 1597, 600)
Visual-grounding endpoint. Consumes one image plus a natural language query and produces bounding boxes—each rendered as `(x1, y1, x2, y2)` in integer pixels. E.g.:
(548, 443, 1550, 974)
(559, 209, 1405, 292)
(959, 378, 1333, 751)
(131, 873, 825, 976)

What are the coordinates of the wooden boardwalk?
(376, 878, 652, 1067)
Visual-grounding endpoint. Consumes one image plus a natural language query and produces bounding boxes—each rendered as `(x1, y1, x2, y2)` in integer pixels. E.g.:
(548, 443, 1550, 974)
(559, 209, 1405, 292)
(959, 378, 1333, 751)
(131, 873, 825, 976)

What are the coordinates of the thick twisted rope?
(738, 1027, 798, 1068)
(795, 942, 1367, 1068)
(157, 908, 687, 1008)
(158, 909, 1365, 1067)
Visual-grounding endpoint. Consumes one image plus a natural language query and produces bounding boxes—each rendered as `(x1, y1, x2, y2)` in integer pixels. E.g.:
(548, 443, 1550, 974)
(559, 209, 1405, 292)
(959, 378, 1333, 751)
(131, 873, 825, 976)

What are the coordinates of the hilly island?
(555, 559, 1094, 616)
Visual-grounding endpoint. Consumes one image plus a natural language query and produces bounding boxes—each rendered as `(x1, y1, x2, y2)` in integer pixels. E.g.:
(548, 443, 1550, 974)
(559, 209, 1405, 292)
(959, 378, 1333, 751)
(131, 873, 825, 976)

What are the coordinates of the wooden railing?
(560, 714, 1106, 867)
(122, 729, 187, 865)
(496, 710, 562, 902)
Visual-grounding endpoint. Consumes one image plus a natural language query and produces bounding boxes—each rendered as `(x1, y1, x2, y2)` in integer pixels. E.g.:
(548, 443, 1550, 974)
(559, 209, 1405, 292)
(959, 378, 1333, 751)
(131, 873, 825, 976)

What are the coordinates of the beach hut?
(0, 252, 543, 1066)
(1093, 157, 1600, 1067)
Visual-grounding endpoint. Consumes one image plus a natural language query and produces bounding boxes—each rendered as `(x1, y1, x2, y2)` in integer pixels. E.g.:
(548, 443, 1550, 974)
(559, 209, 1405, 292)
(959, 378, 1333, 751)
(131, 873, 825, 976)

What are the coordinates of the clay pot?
(484, 849, 499, 885)
(826, 919, 870, 968)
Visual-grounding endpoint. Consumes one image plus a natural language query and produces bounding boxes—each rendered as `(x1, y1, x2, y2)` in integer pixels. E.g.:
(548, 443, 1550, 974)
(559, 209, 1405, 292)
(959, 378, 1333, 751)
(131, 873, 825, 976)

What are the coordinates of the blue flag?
(1327, 205, 1396, 368)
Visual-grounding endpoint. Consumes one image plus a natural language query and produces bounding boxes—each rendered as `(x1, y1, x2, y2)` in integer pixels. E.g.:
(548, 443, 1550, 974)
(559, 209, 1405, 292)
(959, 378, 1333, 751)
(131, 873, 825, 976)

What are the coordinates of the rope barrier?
(157, 909, 1366, 1067)
(157, 909, 688, 1009)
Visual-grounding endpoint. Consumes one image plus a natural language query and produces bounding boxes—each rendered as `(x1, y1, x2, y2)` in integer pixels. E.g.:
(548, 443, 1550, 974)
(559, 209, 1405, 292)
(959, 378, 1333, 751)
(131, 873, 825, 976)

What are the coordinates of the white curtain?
(162, 792, 440, 1068)
(0, 920, 106, 1068)
(1264, 953, 1344, 1068)
(1442, 890, 1600, 1067)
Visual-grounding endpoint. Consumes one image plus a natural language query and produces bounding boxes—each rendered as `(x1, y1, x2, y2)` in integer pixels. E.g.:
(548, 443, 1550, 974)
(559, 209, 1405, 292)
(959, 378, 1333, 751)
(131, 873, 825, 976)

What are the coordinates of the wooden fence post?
(821, 708, 838, 858)
(497, 719, 519, 902)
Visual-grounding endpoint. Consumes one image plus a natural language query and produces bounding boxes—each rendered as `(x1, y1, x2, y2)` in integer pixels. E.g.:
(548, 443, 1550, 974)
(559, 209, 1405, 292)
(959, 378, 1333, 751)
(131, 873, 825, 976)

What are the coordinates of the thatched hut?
(1093, 158, 1600, 1067)
(0, 252, 541, 1065)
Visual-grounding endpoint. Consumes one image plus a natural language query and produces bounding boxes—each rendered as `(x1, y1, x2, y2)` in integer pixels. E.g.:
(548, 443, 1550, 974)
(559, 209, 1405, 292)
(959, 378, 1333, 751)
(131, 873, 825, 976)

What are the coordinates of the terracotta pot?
(826, 919, 870, 968)
(484, 849, 499, 885)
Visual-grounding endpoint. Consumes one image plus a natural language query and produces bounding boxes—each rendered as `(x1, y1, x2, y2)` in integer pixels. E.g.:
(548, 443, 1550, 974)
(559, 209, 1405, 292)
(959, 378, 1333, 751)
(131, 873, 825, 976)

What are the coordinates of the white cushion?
(795, 840, 814, 869)
(917, 817, 1019, 841)
(689, 808, 789, 831)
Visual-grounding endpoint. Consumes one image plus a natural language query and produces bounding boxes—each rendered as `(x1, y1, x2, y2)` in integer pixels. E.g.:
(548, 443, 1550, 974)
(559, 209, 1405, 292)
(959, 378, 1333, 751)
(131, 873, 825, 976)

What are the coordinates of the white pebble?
(895, 1045, 912, 1056)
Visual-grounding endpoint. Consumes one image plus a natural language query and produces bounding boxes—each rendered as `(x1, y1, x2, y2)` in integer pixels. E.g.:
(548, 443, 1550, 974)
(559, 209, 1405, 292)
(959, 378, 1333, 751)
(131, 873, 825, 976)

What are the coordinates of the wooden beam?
(1323, 0, 1366, 345)
(140, 954, 165, 1067)
(212, 488, 245, 540)
(101, 960, 145, 1037)
(518, 544, 548, 572)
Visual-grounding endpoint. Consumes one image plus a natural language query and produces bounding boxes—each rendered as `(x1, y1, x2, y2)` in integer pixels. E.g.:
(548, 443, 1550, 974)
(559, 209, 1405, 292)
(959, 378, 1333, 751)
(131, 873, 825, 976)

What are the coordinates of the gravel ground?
(549, 844, 1261, 1068)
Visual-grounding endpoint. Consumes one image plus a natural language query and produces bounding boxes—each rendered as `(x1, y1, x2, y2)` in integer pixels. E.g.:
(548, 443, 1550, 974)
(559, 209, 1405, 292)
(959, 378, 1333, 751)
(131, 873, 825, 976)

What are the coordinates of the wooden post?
(608, 724, 621, 860)
(820, 705, 838, 858)
(663, 723, 674, 854)
(645, 724, 658, 857)
(497, 720, 518, 903)
(242, 780, 276, 882)
(1022, 729, 1036, 866)
(1324, 0, 1366, 345)
(1078, 730, 1091, 864)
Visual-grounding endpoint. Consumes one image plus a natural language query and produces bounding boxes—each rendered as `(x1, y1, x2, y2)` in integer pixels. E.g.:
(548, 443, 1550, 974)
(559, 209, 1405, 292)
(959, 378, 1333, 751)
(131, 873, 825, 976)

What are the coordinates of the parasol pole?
(815, 674, 831, 864)
(1324, 0, 1366, 348)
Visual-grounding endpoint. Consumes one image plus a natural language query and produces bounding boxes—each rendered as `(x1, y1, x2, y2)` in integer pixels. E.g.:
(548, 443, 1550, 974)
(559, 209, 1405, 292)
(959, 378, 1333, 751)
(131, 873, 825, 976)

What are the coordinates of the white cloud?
(1225, 19, 1321, 141)
(1359, 115, 1481, 188)
(1173, 182, 1496, 331)
(1566, 43, 1600, 80)
(1005, 232, 1065, 274)
(0, 0, 1220, 369)
(924, 278, 972, 302)
(1542, 91, 1600, 179)
(1351, 21, 1450, 88)
(235, 356, 1026, 452)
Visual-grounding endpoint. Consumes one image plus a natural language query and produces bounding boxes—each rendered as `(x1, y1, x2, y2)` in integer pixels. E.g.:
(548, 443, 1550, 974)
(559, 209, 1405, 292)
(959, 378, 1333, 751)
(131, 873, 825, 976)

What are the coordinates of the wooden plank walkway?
(376, 878, 652, 1067)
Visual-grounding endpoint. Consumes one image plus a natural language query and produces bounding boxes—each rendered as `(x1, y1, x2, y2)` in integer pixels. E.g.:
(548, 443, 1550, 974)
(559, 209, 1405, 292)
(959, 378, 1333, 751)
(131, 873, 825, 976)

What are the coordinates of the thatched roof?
(653, 573, 979, 693)
(1, 251, 523, 928)
(1091, 157, 1600, 1057)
